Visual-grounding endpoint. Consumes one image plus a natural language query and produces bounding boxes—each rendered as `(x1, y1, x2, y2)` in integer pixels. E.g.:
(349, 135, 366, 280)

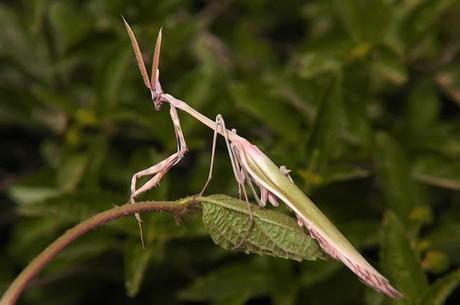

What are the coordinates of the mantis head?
(123, 17, 164, 111)
(151, 78, 164, 111)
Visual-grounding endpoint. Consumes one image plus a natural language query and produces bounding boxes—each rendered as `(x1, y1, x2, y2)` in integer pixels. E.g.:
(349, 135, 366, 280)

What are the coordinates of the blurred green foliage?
(1, 0, 460, 304)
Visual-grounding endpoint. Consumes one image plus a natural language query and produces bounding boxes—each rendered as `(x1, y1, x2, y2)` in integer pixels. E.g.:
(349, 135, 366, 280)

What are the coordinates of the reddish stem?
(0, 198, 199, 305)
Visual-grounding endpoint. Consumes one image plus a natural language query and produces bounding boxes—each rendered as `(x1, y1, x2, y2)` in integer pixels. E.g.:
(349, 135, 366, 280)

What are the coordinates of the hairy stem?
(0, 197, 200, 305)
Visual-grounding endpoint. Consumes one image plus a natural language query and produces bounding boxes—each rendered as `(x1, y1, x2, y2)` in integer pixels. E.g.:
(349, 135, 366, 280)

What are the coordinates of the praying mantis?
(122, 19, 402, 298)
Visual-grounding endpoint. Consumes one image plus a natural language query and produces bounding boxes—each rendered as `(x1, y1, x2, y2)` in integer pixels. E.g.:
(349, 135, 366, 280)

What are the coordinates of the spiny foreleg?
(129, 105, 187, 247)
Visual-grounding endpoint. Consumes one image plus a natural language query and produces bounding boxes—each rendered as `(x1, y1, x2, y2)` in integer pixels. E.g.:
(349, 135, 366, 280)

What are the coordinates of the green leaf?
(399, 0, 457, 49)
(230, 81, 302, 142)
(0, 254, 15, 294)
(299, 260, 341, 287)
(201, 195, 324, 261)
(318, 163, 371, 185)
(22, 0, 47, 33)
(49, 1, 92, 54)
(371, 47, 408, 86)
(0, 4, 51, 82)
(364, 289, 385, 305)
(31, 85, 76, 114)
(298, 53, 342, 79)
(304, 76, 345, 185)
(436, 65, 460, 106)
(8, 217, 64, 264)
(381, 212, 429, 304)
(376, 133, 428, 226)
(422, 224, 460, 258)
(8, 185, 61, 205)
(123, 238, 155, 297)
(264, 259, 299, 305)
(15, 190, 123, 222)
(334, 0, 393, 44)
(413, 155, 460, 190)
(421, 250, 450, 274)
(177, 261, 267, 304)
(406, 81, 440, 133)
(97, 44, 131, 111)
(56, 153, 88, 192)
(422, 269, 460, 305)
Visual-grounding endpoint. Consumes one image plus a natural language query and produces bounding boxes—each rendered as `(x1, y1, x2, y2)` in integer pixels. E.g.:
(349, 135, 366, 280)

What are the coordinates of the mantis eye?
(151, 90, 164, 111)
(153, 100, 163, 111)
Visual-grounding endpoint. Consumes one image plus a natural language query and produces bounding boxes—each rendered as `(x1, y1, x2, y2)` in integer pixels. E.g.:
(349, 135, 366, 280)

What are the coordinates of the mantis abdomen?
(235, 139, 402, 298)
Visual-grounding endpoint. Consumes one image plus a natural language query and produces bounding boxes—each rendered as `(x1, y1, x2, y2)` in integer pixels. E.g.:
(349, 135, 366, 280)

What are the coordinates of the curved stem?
(0, 197, 201, 305)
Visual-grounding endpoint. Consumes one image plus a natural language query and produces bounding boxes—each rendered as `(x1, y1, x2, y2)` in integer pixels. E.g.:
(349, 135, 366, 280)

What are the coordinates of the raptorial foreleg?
(129, 105, 188, 247)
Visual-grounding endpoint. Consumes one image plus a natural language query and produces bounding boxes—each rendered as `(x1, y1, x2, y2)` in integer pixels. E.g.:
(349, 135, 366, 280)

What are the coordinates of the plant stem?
(0, 197, 200, 305)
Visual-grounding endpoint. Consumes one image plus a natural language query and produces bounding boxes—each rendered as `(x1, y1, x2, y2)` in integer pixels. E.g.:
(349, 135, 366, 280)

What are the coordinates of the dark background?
(1, 0, 460, 304)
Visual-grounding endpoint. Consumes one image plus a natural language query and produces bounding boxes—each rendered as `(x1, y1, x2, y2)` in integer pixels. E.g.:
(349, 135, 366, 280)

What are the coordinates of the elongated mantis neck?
(163, 94, 242, 142)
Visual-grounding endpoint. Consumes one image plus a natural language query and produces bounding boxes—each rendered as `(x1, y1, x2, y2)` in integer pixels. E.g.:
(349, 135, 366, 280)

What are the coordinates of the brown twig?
(0, 197, 201, 305)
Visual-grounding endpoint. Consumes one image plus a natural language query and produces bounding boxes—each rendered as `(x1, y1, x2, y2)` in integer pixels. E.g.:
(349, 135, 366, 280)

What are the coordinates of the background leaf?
(422, 270, 460, 305)
(381, 212, 429, 304)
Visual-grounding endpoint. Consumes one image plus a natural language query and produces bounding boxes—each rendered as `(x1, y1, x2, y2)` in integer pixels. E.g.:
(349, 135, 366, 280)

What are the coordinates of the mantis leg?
(129, 105, 188, 246)
(258, 165, 293, 208)
(198, 115, 220, 196)
(201, 115, 255, 250)
(280, 165, 294, 182)
(130, 105, 187, 203)
(230, 149, 256, 250)
(199, 115, 247, 201)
